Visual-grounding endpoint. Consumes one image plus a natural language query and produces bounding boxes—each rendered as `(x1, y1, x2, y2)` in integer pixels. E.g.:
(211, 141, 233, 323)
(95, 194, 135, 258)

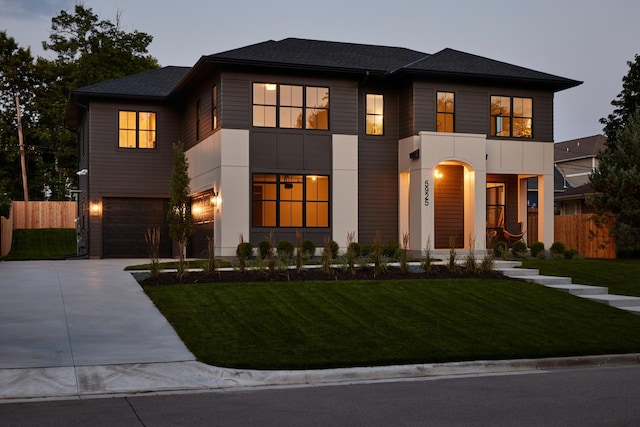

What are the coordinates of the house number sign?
(424, 180, 430, 206)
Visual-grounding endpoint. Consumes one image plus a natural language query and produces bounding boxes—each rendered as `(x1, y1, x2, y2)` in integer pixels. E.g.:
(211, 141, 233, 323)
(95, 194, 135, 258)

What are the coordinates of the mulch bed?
(140, 265, 508, 286)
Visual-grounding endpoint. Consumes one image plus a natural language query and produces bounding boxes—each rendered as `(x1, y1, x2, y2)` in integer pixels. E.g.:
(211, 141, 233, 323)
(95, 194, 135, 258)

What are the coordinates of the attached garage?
(102, 197, 172, 258)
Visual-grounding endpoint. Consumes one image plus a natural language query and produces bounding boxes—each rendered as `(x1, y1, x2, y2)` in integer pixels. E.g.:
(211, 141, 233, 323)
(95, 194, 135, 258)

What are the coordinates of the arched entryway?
(434, 164, 465, 249)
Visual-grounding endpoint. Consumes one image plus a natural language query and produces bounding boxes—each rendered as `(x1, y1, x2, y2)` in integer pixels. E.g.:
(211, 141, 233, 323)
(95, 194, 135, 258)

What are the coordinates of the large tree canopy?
(591, 54, 640, 256)
(0, 4, 159, 211)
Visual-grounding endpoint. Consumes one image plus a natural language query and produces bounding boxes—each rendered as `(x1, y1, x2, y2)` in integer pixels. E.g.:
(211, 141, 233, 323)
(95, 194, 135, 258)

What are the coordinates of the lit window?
(253, 83, 277, 127)
(252, 174, 329, 228)
(252, 83, 329, 130)
(366, 94, 384, 135)
(211, 85, 218, 130)
(437, 92, 454, 132)
(119, 111, 156, 149)
(490, 96, 532, 138)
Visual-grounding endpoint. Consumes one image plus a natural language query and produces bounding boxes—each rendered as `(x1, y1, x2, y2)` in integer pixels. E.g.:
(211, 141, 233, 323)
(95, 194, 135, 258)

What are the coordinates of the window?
(437, 92, 454, 132)
(490, 96, 532, 138)
(252, 83, 329, 129)
(252, 174, 329, 227)
(211, 85, 218, 130)
(366, 94, 384, 135)
(486, 183, 505, 228)
(119, 111, 156, 148)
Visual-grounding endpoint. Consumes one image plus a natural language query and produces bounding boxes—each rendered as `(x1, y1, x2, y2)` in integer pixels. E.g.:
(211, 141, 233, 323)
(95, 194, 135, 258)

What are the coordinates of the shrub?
(550, 241, 566, 258)
(348, 241, 362, 258)
(371, 231, 387, 277)
(346, 231, 357, 276)
(295, 231, 304, 273)
(511, 240, 528, 257)
(329, 240, 340, 258)
(361, 243, 374, 257)
(383, 241, 400, 258)
(480, 254, 494, 272)
(447, 236, 457, 272)
(258, 240, 272, 260)
(277, 240, 295, 259)
(493, 241, 508, 259)
(322, 236, 333, 274)
(236, 236, 253, 273)
(530, 241, 545, 258)
(301, 239, 316, 259)
(421, 236, 434, 274)
(565, 248, 580, 259)
(144, 227, 161, 278)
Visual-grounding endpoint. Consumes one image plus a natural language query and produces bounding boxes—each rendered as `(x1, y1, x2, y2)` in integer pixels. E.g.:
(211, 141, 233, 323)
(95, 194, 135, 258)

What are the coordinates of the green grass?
(3, 228, 76, 260)
(522, 258, 640, 297)
(144, 278, 640, 370)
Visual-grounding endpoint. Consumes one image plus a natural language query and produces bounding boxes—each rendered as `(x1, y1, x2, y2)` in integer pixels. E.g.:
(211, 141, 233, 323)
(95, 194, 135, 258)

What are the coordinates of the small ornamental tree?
(167, 141, 193, 279)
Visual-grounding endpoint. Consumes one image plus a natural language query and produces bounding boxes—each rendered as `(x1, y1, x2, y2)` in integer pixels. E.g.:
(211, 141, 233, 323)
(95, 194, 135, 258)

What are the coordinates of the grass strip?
(522, 258, 640, 297)
(3, 228, 76, 260)
(144, 278, 640, 370)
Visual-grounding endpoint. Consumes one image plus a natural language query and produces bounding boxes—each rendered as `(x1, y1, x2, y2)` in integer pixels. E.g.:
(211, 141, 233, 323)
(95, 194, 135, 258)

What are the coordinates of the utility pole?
(15, 95, 29, 202)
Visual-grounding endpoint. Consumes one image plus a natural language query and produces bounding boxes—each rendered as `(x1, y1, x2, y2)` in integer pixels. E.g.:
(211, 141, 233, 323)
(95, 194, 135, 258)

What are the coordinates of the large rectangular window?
(252, 174, 329, 228)
(366, 94, 384, 135)
(490, 96, 532, 138)
(437, 92, 454, 132)
(252, 83, 329, 130)
(119, 111, 156, 149)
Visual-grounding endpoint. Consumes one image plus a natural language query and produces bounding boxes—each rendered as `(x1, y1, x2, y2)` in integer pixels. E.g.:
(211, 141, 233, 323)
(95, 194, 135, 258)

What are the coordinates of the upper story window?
(436, 92, 454, 132)
(366, 94, 384, 135)
(490, 96, 532, 138)
(211, 85, 218, 130)
(252, 83, 329, 130)
(252, 173, 329, 228)
(118, 111, 156, 149)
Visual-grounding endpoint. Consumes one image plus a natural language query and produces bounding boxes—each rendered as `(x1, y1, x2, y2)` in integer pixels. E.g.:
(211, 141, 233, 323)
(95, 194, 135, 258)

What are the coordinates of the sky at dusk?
(2, 0, 638, 142)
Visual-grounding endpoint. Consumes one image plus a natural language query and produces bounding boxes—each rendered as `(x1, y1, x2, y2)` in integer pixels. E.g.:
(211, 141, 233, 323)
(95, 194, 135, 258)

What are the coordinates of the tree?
(589, 110, 640, 255)
(600, 54, 640, 142)
(167, 141, 193, 279)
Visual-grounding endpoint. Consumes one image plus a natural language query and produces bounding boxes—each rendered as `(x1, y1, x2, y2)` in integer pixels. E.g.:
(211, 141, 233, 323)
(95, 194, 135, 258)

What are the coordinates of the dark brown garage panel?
(102, 197, 171, 258)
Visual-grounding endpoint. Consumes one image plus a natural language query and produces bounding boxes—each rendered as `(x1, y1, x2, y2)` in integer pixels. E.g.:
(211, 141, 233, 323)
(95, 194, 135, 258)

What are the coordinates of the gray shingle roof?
(554, 135, 606, 162)
(207, 38, 428, 74)
(72, 66, 191, 98)
(404, 48, 581, 90)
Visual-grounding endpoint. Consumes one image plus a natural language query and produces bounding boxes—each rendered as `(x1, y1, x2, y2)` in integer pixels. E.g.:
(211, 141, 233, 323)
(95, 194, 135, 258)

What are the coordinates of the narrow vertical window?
(195, 99, 201, 140)
(436, 92, 454, 132)
(512, 97, 532, 138)
(305, 175, 329, 227)
(211, 85, 218, 130)
(366, 94, 384, 135)
(306, 86, 329, 130)
(253, 83, 277, 127)
(279, 175, 304, 227)
(279, 85, 303, 128)
(119, 111, 137, 148)
(138, 112, 156, 149)
(252, 174, 277, 226)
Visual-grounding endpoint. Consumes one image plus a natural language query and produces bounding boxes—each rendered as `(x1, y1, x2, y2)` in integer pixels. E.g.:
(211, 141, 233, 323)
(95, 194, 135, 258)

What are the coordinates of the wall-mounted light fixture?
(210, 190, 221, 209)
(90, 201, 101, 216)
(409, 149, 420, 160)
(434, 169, 443, 179)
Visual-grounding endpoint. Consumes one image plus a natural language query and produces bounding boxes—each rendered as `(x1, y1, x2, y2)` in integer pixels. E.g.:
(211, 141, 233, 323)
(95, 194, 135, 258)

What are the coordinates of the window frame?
(252, 83, 330, 130)
(252, 173, 330, 228)
(436, 91, 455, 133)
(118, 110, 157, 149)
(490, 95, 533, 138)
(366, 93, 384, 136)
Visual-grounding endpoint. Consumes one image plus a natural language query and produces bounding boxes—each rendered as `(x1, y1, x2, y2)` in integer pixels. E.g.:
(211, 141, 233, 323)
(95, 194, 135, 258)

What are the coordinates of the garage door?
(102, 197, 171, 258)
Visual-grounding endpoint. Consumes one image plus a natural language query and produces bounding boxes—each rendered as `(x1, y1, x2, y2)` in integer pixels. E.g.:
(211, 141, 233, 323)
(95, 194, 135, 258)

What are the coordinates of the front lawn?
(521, 258, 640, 297)
(144, 278, 640, 370)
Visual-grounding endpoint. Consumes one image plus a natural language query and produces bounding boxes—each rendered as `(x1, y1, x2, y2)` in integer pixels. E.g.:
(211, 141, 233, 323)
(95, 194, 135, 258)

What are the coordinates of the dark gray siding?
(410, 81, 554, 141)
(358, 86, 399, 244)
(183, 74, 220, 150)
(398, 83, 414, 139)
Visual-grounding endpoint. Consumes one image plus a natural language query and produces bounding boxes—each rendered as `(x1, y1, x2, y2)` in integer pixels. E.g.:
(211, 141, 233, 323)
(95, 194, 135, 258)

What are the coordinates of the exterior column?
(332, 134, 358, 251)
(538, 174, 554, 246)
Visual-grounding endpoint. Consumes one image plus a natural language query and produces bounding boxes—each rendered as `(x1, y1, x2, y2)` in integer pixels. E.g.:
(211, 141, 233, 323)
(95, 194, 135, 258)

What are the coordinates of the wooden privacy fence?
(0, 215, 11, 257)
(11, 201, 77, 229)
(554, 214, 616, 259)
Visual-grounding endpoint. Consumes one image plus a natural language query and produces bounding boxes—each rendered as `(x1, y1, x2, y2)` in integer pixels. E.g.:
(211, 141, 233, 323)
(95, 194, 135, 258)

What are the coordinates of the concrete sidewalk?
(1, 259, 640, 402)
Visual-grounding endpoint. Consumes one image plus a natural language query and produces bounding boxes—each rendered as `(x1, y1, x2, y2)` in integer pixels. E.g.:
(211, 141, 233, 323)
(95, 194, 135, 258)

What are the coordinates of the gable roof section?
(204, 38, 428, 74)
(554, 134, 606, 162)
(403, 48, 581, 91)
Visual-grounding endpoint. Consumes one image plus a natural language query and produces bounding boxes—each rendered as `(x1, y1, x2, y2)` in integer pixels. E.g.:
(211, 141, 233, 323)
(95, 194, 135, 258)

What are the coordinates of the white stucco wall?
(332, 134, 358, 250)
(186, 129, 250, 257)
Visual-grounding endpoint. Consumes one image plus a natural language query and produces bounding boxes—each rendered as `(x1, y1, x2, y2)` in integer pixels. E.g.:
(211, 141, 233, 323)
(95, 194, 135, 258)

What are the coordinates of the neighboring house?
(554, 135, 606, 215)
(64, 38, 581, 258)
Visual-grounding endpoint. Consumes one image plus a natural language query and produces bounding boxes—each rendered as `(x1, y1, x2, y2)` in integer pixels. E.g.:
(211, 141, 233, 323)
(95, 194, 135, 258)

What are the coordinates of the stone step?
(493, 260, 522, 269)
(544, 284, 609, 296)
(497, 267, 539, 277)
(517, 275, 573, 285)
(621, 306, 640, 315)
(581, 294, 640, 308)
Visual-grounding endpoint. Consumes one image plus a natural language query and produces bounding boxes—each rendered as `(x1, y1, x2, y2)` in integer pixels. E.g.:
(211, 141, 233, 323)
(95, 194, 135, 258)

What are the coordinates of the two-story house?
(64, 38, 581, 258)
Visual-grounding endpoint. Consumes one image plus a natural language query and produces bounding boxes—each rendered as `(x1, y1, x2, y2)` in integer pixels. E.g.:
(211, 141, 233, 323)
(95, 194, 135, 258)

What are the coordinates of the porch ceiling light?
(434, 170, 444, 179)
